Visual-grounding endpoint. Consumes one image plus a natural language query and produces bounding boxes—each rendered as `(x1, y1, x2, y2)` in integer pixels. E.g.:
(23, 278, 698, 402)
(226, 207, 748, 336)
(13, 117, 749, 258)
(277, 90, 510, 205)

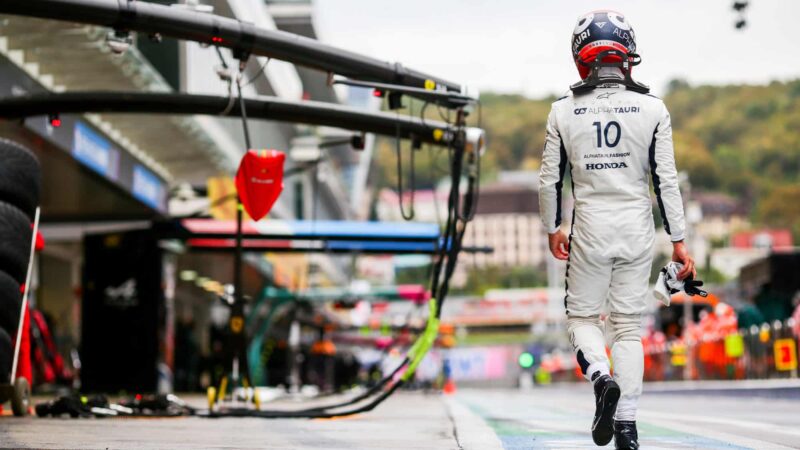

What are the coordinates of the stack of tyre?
(0, 139, 40, 388)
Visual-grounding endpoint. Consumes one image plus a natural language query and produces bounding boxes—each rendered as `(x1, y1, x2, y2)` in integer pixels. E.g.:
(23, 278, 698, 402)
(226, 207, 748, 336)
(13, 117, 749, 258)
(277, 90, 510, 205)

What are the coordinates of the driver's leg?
(606, 247, 653, 421)
(564, 234, 613, 380)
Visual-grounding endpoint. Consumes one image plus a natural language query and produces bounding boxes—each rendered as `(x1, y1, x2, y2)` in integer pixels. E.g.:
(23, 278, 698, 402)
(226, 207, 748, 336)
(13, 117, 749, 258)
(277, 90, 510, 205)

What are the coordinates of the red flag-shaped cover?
(235, 149, 285, 221)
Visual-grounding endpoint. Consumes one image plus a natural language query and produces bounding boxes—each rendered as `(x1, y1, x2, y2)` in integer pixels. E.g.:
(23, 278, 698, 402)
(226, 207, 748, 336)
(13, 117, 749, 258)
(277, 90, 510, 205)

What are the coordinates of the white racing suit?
(539, 71, 685, 421)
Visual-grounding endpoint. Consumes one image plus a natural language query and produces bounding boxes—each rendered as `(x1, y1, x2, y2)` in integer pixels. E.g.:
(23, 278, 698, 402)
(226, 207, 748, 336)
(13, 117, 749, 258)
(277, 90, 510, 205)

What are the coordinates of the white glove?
(653, 262, 680, 306)
(653, 262, 708, 306)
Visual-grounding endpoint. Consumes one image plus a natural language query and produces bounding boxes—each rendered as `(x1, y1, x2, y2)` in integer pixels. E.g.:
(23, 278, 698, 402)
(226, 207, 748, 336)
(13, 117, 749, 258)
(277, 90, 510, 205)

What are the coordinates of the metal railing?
(545, 317, 799, 383)
(644, 318, 798, 381)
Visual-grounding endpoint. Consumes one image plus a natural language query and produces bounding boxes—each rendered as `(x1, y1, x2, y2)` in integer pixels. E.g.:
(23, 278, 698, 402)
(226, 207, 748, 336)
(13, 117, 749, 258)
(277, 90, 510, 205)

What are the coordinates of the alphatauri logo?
(586, 162, 628, 170)
(104, 278, 138, 308)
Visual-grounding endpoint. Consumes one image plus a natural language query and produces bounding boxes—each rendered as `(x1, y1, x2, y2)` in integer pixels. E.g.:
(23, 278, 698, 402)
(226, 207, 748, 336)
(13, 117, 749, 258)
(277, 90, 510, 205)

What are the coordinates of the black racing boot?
(614, 420, 639, 449)
(591, 374, 620, 446)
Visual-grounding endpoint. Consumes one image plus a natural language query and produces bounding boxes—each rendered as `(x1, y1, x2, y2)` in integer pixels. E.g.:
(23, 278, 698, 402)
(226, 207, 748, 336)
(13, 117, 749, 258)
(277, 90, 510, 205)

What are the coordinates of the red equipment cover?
(14, 304, 31, 385)
(234, 149, 285, 221)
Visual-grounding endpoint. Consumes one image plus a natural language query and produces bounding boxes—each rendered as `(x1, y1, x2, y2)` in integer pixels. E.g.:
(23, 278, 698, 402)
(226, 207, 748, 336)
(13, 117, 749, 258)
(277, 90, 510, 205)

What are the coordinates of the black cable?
(280, 280, 429, 414)
(394, 115, 415, 221)
(213, 46, 236, 116)
(214, 46, 229, 70)
(436, 131, 465, 314)
(473, 100, 483, 211)
(438, 105, 483, 307)
(419, 101, 430, 128)
(236, 74, 252, 150)
(458, 151, 479, 222)
(436, 104, 450, 123)
(242, 57, 271, 88)
(197, 105, 472, 421)
(284, 357, 409, 413)
(206, 379, 405, 419)
(428, 115, 457, 301)
(472, 100, 483, 214)
(432, 107, 474, 315)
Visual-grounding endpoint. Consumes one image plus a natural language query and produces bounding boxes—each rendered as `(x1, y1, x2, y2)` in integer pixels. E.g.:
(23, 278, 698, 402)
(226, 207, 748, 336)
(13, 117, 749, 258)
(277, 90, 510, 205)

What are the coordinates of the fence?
(547, 317, 799, 382)
(644, 317, 799, 381)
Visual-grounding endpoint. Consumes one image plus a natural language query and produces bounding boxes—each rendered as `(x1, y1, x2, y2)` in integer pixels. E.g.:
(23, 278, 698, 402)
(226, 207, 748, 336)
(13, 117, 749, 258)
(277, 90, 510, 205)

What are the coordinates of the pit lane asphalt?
(0, 385, 798, 449)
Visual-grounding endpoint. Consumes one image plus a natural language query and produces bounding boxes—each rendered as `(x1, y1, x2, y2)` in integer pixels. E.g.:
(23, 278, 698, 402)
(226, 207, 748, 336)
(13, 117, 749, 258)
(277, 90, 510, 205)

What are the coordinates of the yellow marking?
(218, 376, 228, 402)
(103, 234, 121, 248)
(424, 79, 436, 90)
(775, 338, 798, 371)
(230, 316, 244, 334)
(670, 354, 687, 366)
(207, 387, 216, 409)
(432, 129, 444, 141)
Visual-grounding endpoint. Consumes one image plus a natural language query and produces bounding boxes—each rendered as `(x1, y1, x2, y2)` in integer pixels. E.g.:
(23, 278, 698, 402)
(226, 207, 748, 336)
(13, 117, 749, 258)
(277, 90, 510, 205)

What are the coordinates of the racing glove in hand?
(653, 262, 708, 306)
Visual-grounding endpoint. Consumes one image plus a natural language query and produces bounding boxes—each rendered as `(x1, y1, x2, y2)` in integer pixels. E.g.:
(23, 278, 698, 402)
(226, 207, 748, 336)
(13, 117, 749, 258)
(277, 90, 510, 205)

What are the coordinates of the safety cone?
(442, 375, 456, 395)
(441, 358, 456, 394)
(442, 377, 456, 395)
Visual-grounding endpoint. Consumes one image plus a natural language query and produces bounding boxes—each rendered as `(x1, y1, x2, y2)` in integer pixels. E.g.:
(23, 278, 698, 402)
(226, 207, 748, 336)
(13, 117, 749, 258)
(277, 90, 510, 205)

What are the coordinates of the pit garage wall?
(0, 53, 173, 379)
(0, 54, 170, 216)
(81, 230, 167, 393)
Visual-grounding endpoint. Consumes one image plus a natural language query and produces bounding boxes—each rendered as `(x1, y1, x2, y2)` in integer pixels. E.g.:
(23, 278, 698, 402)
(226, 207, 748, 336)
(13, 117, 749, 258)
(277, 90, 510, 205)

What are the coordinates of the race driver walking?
(539, 10, 695, 449)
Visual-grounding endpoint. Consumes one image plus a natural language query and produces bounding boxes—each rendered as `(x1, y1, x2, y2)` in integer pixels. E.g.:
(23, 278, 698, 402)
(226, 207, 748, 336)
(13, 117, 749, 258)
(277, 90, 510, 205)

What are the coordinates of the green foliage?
(699, 265, 728, 285)
(666, 80, 800, 200)
(395, 264, 431, 285)
(650, 252, 671, 284)
(372, 79, 800, 241)
(454, 265, 547, 296)
(756, 184, 800, 242)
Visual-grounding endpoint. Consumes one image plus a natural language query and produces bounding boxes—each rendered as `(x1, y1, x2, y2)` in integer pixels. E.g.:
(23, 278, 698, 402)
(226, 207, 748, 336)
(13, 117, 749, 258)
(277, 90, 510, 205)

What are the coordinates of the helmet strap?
(570, 50, 650, 95)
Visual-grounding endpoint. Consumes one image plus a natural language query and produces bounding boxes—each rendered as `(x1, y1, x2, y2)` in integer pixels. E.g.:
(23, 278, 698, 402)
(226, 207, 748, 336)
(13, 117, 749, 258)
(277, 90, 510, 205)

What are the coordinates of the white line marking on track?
(643, 410, 800, 438)
(639, 411, 796, 450)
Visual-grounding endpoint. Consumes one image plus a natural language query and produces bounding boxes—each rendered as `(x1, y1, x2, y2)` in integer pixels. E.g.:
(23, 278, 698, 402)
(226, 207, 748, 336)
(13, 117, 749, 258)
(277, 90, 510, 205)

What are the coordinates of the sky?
(314, 0, 800, 98)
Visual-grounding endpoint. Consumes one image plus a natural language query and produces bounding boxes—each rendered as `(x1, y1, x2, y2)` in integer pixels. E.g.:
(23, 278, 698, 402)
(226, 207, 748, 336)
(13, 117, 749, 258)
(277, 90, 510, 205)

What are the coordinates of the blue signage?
(72, 122, 119, 180)
(132, 164, 166, 211)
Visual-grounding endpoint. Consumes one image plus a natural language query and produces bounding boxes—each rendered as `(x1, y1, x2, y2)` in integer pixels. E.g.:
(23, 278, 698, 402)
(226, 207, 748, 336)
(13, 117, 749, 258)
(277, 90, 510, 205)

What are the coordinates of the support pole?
(0, 0, 463, 97)
(226, 200, 249, 391)
(0, 92, 458, 148)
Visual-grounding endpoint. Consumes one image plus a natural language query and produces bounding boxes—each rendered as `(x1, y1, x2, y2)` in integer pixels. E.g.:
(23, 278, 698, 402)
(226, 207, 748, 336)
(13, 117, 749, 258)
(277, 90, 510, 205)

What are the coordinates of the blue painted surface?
(287, 220, 439, 239)
(72, 122, 119, 179)
(132, 164, 167, 211)
(326, 240, 437, 252)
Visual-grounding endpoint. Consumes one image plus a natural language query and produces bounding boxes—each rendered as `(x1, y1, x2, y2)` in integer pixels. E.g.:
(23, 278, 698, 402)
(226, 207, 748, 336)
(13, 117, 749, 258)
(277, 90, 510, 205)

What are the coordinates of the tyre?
(11, 377, 30, 416)
(0, 201, 32, 283)
(0, 271, 21, 333)
(0, 139, 41, 220)
(0, 327, 11, 384)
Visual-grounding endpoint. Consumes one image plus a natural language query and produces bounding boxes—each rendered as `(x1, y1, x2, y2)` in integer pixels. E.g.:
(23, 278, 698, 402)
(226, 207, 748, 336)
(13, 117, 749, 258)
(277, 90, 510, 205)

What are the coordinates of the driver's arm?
(539, 106, 570, 260)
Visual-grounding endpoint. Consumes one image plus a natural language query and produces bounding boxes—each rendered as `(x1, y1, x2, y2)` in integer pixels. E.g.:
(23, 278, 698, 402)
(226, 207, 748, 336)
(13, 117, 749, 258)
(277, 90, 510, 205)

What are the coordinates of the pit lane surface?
(0, 386, 797, 449)
(457, 384, 800, 449)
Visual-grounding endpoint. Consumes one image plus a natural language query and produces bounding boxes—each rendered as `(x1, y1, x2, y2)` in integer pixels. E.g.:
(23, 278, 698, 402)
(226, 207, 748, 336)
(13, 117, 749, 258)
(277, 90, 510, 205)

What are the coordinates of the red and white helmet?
(571, 10, 637, 79)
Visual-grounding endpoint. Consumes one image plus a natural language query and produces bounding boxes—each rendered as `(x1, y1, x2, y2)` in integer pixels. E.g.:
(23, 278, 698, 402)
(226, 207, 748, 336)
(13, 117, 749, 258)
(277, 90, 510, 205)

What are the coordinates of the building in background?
(375, 171, 549, 288)
(376, 188, 447, 224)
(693, 192, 751, 242)
(462, 180, 546, 269)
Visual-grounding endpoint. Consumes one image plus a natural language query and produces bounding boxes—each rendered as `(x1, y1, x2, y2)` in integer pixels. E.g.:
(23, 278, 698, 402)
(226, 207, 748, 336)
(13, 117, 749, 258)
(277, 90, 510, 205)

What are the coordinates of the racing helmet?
(571, 10, 637, 79)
